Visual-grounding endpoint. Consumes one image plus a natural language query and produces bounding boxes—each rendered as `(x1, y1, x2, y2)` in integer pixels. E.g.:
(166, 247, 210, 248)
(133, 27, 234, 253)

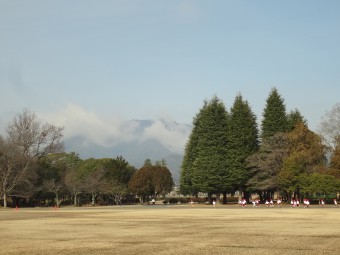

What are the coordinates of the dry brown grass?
(1, 204, 340, 255)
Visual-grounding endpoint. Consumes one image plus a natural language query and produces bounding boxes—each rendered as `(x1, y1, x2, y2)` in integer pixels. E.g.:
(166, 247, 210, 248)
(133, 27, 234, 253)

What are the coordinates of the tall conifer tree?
(180, 96, 229, 197)
(180, 104, 205, 195)
(287, 108, 307, 131)
(227, 94, 259, 196)
(261, 88, 288, 139)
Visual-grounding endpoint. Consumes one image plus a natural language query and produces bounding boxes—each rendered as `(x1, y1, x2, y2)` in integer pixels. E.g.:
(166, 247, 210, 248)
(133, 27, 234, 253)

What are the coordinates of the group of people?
(188, 197, 339, 207)
(245, 198, 339, 208)
(238, 198, 247, 207)
(292, 198, 338, 208)
(251, 198, 282, 207)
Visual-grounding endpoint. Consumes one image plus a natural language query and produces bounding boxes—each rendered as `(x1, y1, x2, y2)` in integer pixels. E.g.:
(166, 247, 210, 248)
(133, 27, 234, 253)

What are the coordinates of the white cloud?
(40, 104, 191, 154)
(142, 119, 190, 153)
(41, 104, 125, 147)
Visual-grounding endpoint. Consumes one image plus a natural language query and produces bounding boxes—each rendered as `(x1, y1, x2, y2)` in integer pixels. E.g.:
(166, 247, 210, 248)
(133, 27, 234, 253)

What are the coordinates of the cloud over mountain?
(42, 104, 191, 155)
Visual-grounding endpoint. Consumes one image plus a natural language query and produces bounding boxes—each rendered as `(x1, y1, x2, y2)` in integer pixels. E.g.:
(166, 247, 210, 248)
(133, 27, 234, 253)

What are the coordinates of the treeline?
(0, 110, 173, 208)
(180, 88, 340, 202)
(2, 88, 339, 207)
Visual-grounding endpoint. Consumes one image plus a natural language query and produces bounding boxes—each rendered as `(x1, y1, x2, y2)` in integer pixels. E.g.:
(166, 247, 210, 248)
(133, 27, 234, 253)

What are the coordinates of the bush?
(178, 197, 189, 204)
(191, 197, 207, 204)
(168, 198, 179, 204)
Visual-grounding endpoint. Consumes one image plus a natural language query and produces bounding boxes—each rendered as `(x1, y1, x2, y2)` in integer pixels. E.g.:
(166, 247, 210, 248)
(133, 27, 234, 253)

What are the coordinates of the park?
(1, 204, 339, 255)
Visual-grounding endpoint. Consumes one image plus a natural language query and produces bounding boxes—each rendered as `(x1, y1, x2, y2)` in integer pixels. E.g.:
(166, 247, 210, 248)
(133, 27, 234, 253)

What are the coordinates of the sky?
(1, 0, 340, 154)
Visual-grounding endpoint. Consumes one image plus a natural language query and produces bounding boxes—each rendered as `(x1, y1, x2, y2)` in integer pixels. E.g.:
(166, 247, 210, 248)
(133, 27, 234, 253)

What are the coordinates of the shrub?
(191, 197, 207, 204)
(168, 198, 179, 204)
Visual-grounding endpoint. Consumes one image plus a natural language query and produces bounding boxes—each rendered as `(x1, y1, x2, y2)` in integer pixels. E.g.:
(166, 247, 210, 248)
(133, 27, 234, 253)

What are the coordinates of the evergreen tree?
(287, 108, 307, 131)
(180, 104, 205, 195)
(192, 97, 229, 194)
(261, 87, 288, 139)
(181, 96, 229, 198)
(227, 94, 259, 196)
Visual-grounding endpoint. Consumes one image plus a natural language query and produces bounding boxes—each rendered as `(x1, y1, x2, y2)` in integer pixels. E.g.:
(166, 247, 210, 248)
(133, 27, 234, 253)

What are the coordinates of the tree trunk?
(244, 191, 250, 203)
(208, 193, 212, 204)
(222, 192, 227, 204)
(91, 193, 96, 206)
(3, 193, 7, 208)
(74, 193, 78, 207)
(56, 193, 59, 207)
(216, 192, 221, 203)
(238, 188, 244, 201)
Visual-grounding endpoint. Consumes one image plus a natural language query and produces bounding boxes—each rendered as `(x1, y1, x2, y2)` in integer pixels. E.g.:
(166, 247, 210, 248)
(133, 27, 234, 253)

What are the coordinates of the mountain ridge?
(63, 119, 192, 183)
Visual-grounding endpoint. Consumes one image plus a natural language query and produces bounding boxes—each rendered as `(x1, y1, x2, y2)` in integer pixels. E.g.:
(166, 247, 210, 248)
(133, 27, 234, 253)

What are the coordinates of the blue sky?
(1, 0, 340, 151)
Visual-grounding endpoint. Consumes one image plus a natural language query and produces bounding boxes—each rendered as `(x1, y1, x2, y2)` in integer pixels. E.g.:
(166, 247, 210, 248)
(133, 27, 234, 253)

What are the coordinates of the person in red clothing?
(320, 198, 325, 207)
(265, 199, 269, 208)
(277, 198, 282, 208)
(241, 198, 247, 207)
(303, 198, 310, 208)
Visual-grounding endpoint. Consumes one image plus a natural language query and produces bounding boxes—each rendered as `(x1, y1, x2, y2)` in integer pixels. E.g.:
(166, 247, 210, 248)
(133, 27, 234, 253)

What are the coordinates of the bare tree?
(319, 103, 340, 149)
(82, 167, 106, 206)
(43, 179, 64, 207)
(0, 109, 63, 207)
(0, 136, 30, 207)
(64, 168, 83, 207)
(104, 179, 129, 206)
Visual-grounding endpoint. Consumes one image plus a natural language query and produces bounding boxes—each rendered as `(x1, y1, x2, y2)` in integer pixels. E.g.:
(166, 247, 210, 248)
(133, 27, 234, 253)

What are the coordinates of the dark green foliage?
(181, 96, 229, 195)
(246, 133, 289, 198)
(180, 106, 203, 195)
(300, 173, 339, 197)
(287, 108, 307, 131)
(261, 87, 288, 139)
(227, 94, 259, 191)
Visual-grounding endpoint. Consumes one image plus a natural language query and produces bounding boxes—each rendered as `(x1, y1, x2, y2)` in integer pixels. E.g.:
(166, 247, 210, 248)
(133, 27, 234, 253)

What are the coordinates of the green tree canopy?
(227, 94, 259, 193)
(180, 104, 204, 195)
(287, 108, 307, 131)
(278, 122, 326, 198)
(246, 132, 289, 200)
(183, 96, 229, 196)
(261, 87, 288, 139)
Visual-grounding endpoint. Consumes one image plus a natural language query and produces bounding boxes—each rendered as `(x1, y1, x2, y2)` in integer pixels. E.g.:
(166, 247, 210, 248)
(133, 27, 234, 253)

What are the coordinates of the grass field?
(1, 204, 340, 255)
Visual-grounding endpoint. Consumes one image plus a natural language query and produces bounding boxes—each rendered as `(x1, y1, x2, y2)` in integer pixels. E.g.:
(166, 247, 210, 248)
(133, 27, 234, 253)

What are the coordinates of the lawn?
(0, 204, 339, 255)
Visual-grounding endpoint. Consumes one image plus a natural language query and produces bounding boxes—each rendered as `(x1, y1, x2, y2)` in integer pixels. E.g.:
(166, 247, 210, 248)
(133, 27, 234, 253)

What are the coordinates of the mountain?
(63, 119, 192, 183)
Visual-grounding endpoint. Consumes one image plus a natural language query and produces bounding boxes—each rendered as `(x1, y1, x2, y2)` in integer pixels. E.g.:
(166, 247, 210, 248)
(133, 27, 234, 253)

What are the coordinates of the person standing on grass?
(265, 200, 269, 208)
(277, 198, 282, 208)
(242, 198, 247, 207)
(320, 198, 325, 207)
(293, 199, 297, 208)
